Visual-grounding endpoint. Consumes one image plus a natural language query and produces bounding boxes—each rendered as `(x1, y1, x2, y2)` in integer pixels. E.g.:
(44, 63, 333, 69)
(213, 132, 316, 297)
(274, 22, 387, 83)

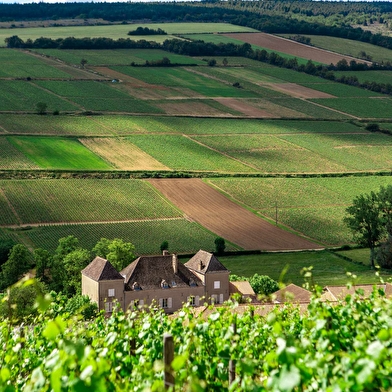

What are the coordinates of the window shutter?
(130, 300, 134, 309)
(159, 298, 163, 308)
(187, 296, 190, 303)
(195, 296, 200, 306)
(219, 294, 224, 304)
(168, 297, 172, 309)
(139, 299, 144, 307)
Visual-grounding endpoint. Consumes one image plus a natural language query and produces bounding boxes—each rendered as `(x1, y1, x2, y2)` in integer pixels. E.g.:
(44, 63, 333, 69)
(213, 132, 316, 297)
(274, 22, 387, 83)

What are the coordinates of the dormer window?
(132, 282, 141, 291)
(189, 279, 197, 287)
(171, 281, 177, 287)
(161, 280, 169, 289)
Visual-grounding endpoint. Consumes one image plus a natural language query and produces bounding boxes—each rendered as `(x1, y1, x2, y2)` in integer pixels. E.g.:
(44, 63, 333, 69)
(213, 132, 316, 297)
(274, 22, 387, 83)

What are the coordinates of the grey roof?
(81, 256, 124, 282)
(120, 255, 203, 291)
(185, 250, 229, 275)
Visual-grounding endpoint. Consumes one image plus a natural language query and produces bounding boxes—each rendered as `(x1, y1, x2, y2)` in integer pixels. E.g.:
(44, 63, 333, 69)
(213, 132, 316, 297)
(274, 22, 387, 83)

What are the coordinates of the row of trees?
(345, 185, 392, 269)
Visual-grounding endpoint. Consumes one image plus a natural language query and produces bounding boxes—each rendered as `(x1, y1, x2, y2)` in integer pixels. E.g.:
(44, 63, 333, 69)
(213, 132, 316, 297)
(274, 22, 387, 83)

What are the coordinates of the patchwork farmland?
(1, 22, 392, 273)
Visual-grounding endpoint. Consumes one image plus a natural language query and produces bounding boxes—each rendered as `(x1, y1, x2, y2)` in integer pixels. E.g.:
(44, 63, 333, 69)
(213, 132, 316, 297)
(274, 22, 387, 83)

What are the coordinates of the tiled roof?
(322, 283, 392, 301)
(273, 284, 312, 303)
(229, 281, 255, 296)
(121, 255, 203, 291)
(81, 256, 124, 281)
(185, 250, 229, 275)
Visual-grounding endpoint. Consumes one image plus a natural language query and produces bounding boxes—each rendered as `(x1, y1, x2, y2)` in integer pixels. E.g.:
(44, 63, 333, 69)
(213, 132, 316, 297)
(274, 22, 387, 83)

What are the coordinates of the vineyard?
(207, 176, 392, 245)
(2, 285, 392, 391)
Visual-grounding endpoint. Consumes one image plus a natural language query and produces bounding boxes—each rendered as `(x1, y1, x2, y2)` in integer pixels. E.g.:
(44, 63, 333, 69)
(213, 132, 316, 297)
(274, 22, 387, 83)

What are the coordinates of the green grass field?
(0, 49, 72, 78)
(112, 66, 261, 98)
(0, 23, 257, 46)
(128, 135, 256, 172)
(219, 250, 392, 286)
(207, 176, 392, 245)
(0, 137, 39, 170)
(334, 70, 392, 85)
(31, 48, 205, 66)
(299, 82, 382, 98)
(312, 97, 392, 118)
(15, 219, 239, 255)
(8, 136, 113, 170)
(0, 80, 78, 112)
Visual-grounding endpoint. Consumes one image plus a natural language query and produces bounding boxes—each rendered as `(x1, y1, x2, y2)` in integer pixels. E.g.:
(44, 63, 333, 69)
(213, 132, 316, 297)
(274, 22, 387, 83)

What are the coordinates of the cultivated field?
(0, 23, 257, 46)
(223, 32, 370, 65)
(149, 178, 322, 250)
(207, 176, 392, 245)
(281, 35, 392, 64)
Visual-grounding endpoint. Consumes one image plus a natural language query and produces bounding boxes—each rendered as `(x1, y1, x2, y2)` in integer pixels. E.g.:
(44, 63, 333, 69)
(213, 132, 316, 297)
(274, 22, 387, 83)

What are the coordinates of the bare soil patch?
(149, 178, 323, 251)
(93, 67, 151, 87)
(263, 83, 335, 99)
(223, 33, 369, 65)
(213, 98, 276, 117)
(80, 138, 169, 170)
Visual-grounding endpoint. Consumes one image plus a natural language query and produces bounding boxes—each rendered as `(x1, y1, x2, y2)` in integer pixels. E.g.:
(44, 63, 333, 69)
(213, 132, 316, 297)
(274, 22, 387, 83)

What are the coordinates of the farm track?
(1, 216, 184, 229)
(149, 178, 323, 251)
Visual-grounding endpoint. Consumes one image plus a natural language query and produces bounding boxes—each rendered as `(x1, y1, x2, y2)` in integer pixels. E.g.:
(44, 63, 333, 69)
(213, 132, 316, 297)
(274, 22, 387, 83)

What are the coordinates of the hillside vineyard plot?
(208, 176, 392, 245)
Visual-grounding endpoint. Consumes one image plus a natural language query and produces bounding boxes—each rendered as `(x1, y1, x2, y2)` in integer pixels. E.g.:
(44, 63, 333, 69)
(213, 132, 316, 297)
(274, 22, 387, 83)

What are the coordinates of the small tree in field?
(160, 240, 169, 253)
(36, 102, 47, 115)
(214, 237, 226, 255)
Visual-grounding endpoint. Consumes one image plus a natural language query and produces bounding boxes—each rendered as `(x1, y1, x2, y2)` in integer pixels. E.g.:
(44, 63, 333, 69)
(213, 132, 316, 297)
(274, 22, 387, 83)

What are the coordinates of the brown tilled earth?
(149, 178, 323, 251)
(213, 98, 276, 117)
(262, 83, 335, 99)
(223, 33, 370, 65)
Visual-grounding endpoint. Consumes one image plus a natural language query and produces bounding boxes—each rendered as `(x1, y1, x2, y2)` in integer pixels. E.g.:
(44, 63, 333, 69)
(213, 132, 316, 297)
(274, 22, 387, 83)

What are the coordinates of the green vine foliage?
(1, 278, 392, 391)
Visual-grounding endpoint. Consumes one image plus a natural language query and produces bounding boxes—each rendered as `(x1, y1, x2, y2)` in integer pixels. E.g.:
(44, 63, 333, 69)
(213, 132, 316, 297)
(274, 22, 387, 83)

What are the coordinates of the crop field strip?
(0, 179, 183, 225)
(32, 48, 206, 66)
(207, 176, 392, 246)
(281, 35, 392, 64)
(12, 219, 239, 255)
(0, 23, 258, 46)
(334, 70, 392, 85)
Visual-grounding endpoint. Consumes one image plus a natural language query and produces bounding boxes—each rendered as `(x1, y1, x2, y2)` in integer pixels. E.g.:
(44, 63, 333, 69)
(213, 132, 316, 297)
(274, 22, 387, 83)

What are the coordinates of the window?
(214, 281, 220, 289)
(211, 294, 218, 304)
(161, 280, 169, 289)
(159, 298, 172, 309)
(105, 302, 113, 313)
(187, 296, 200, 306)
(132, 282, 141, 291)
(108, 289, 115, 297)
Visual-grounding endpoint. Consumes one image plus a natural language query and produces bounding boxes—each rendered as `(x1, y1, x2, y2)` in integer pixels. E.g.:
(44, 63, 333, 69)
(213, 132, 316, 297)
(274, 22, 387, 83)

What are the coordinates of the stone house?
(81, 249, 230, 314)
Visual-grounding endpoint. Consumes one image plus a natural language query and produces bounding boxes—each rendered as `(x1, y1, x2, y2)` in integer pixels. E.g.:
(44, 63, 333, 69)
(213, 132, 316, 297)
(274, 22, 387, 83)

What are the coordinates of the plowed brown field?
(223, 33, 370, 65)
(149, 178, 323, 251)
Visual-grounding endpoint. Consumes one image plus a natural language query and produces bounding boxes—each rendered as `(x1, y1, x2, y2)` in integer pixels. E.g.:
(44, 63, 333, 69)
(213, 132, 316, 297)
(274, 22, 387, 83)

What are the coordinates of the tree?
(0, 244, 31, 289)
(160, 240, 169, 253)
(344, 191, 384, 268)
(208, 58, 216, 66)
(63, 248, 91, 296)
(0, 239, 16, 267)
(34, 248, 52, 282)
(222, 57, 228, 66)
(4, 35, 24, 48)
(80, 58, 88, 68)
(35, 102, 47, 115)
(214, 237, 226, 255)
(249, 274, 279, 295)
(93, 238, 136, 271)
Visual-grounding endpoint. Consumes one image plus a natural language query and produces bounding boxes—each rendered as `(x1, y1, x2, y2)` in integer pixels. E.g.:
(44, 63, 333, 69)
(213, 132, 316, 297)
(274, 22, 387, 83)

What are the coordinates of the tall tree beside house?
(344, 190, 385, 268)
(93, 238, 136, 271)
(63, 248, 91, 296)
(34, 248, 52, 283)
(214, 237, 226, 255)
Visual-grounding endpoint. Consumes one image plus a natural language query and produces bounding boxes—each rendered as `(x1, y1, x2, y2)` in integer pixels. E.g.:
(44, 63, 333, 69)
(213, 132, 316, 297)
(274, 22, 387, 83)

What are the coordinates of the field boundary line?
(1, 216, 185, 229)
(0, 187, 22, 225)
(301, 98, 361, 120)
(28, 80, 85, 111)
(183, 135, 259, 171)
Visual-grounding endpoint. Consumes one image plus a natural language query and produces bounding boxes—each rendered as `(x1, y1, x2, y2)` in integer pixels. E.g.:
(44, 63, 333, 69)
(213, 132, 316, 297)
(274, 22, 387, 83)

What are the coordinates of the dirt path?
(149, 178, 323, 251)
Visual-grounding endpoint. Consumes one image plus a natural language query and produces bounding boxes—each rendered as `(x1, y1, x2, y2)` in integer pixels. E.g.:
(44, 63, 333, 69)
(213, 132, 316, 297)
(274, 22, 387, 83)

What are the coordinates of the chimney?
(172, 253, 178, 274)
(163, 250, 169, 256)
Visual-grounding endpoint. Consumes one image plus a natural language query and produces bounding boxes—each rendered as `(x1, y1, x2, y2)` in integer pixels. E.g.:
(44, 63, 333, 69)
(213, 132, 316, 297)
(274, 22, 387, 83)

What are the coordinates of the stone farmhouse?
(81, 249, 231, 313)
